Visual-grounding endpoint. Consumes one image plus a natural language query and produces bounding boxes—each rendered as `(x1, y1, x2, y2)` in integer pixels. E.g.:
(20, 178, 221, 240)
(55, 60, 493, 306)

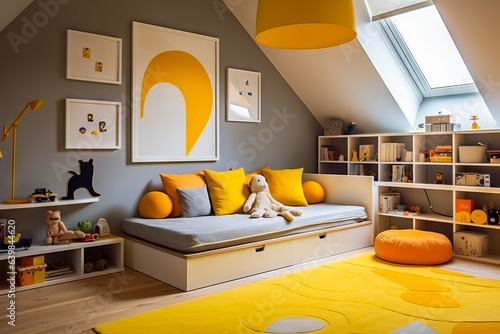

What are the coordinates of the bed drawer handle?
(319, 234, 327, 239)
(255, 246, 265, 252)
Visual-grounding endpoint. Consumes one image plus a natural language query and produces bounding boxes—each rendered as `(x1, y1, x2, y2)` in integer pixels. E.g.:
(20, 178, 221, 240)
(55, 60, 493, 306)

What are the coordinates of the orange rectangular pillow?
(159, 171, 206, 217)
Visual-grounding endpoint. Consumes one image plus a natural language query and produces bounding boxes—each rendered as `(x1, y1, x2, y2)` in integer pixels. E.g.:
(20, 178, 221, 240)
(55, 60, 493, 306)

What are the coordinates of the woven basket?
(458, 146, 487, 163)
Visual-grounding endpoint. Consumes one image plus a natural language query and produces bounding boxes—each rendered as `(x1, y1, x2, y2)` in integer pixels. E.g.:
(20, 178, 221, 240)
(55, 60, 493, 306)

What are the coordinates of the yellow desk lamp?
(1, 99, 44, 204)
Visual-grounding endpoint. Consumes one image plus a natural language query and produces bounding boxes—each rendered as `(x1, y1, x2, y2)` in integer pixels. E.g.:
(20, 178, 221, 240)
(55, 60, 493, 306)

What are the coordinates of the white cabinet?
(319, 130, 500, 265)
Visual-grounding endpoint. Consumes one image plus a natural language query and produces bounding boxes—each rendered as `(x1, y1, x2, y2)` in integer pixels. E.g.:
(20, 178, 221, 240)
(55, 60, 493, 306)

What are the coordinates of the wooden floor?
(2, 247, 500, 334)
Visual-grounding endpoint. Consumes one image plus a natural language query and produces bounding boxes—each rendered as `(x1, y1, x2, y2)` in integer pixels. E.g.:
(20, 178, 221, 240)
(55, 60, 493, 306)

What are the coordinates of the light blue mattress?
(122, 203, 367, 253)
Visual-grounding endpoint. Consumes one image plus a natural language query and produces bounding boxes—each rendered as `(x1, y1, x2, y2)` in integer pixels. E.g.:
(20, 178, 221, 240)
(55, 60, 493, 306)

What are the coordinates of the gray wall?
(0, 0, 322, 244)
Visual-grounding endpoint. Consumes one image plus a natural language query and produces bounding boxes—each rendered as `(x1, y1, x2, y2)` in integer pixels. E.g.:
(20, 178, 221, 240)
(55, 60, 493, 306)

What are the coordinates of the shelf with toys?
(0, 198, 122, 294)
(0, 234, 123, 295)
(319, 129, 500, 265)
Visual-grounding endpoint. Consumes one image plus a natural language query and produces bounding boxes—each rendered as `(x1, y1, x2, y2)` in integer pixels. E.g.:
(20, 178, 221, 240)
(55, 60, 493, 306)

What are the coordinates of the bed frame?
(121, 173, 375, 291)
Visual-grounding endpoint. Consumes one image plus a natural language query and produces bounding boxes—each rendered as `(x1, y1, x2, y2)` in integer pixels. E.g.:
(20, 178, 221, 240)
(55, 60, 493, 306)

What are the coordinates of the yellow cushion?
(203, 168, 250, 216)
(245, 166, 271, 194)
(302, 180, 325, 204)
(159, 171, 206, 217)
(138, 191, 173, 219)
(374, 229, 452, 265)
(261, 168, 308, 206)
(245, 166, 270, 184)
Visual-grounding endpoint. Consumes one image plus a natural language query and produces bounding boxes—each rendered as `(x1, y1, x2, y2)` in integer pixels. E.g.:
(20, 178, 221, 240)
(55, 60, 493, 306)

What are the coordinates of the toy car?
(28, 188, 58, 202)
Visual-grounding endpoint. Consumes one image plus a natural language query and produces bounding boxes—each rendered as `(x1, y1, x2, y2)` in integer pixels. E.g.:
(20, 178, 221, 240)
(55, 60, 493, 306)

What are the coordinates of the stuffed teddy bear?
(46, 210, 85, 244)
(244, 175, 303, 222)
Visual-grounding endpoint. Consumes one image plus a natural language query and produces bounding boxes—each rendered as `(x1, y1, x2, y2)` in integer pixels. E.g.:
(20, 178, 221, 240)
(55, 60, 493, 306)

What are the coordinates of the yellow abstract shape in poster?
(141, 51, 213, 156)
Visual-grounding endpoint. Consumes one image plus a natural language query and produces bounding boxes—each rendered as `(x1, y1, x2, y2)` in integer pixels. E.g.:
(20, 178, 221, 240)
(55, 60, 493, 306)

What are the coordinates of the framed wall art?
(66, 98, 121, 149)
(67, 30, 122, 85)
(131, 22, 219, 162)
(226, 68, 261, 123)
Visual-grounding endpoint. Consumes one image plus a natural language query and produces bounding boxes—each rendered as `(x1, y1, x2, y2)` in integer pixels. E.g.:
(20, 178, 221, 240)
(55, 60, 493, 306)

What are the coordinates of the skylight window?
(379, 5, 477, 97)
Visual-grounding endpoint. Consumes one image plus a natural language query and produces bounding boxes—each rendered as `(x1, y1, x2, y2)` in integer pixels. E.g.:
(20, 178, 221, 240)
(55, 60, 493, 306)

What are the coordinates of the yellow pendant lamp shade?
(255, 0, 357, 49)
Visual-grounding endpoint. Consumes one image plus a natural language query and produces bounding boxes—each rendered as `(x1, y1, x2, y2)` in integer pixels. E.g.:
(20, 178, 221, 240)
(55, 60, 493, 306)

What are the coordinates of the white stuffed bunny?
(243, 175, 303, 222)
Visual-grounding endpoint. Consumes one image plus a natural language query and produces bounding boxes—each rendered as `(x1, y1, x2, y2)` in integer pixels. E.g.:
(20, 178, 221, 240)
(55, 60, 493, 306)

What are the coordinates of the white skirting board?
(123, 174, 375, 291)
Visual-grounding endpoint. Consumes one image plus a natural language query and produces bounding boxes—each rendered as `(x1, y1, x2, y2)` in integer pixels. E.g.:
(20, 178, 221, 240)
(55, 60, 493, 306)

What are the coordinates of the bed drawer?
(186, 240, 295, 290)
(293, 222, 373, 263)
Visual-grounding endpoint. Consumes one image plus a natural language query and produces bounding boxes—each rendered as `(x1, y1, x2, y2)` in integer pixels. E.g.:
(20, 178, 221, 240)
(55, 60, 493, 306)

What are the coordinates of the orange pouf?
(374, 229, 452, 265)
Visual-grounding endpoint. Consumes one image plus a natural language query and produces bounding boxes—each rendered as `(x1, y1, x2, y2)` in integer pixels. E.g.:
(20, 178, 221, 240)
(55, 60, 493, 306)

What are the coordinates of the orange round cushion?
(302, 180, 325, 204)
(138, 191, 173, 219)
(374, 229, 452, 265)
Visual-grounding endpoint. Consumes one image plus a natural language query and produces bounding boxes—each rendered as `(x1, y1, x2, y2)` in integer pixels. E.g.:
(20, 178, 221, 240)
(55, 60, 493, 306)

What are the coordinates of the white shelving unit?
(0, 235, 124, 295)
(319, 130, 500, 266)
(0, 197, 124, 294)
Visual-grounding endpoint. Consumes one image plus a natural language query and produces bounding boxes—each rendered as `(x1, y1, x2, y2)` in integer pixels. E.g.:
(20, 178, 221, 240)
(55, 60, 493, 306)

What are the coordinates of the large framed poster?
(131, 22, 219, 162)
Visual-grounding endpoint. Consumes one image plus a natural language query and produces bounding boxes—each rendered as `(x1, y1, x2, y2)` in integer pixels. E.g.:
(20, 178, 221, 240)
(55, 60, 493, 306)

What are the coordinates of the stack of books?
(45, 263, 74, 280)
(430, 144, 453, 162)
(392, 165, 409, 182)
(320, 145, 338, 161)
(425, 115, 461, 132)
(380, 143, 405, 162)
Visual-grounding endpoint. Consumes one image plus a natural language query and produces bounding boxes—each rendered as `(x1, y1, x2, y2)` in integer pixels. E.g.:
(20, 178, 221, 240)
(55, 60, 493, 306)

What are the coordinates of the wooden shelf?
(0, 197, 98, 210)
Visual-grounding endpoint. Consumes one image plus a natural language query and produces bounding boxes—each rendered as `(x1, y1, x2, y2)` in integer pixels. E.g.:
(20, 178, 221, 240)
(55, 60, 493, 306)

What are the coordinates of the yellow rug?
(94, 253, 500, 334)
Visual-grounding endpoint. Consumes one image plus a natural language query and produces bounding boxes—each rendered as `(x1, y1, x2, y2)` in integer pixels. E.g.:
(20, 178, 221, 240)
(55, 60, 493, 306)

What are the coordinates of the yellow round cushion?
(138, 191, 173, 219)
(302, 180, 326, 204)
(374, 229, 452, 265)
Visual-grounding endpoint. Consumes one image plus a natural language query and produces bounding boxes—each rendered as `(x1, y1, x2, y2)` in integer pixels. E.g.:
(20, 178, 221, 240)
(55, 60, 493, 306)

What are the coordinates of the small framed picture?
(226, 68, 261, 123)
(67, 30, 122, 85)
(66, 98, 121, 149)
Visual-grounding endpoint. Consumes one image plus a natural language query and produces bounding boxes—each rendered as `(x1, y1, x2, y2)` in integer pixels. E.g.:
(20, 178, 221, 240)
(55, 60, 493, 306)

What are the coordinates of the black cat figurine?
(61, 159, 101, 200)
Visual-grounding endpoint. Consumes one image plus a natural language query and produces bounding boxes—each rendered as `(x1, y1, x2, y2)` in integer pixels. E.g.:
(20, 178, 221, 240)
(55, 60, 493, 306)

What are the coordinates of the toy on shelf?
(351, 150, 358, 161)
(434, 172, 444, 184)
(77, 220, 93, 233)
(61, 159, 101, 200)
(470, 115, 481, 129)
(84, 248, 109, 273)
(45, 210, 85, 245)
(343, 121, 356, 135)
(3, 232, 21, 244)
(0, 232, 31, 251)
(94, 218, 110, 237)
(76, 233, 99, 242)
(28, 188, 57, 203)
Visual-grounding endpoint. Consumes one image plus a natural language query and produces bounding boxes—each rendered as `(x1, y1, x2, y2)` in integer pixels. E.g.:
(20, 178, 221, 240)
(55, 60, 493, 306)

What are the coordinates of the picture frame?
(66, 30, 122, 85)
(226, 68, 261, 123)
(65, 98, 121, 149)
(131, 22, 219, 162)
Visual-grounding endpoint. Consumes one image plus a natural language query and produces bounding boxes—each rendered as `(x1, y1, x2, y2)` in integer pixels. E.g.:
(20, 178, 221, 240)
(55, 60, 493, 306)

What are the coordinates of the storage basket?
(459, 146, 487, 163)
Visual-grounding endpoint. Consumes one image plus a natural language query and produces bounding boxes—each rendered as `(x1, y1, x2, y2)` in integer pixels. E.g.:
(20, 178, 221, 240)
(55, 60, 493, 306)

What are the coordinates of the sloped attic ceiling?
(434, 0, 500, 125)
(224, 0, 414, 133)
(224, 0, 500, 132)
(0, 0, 33, 31)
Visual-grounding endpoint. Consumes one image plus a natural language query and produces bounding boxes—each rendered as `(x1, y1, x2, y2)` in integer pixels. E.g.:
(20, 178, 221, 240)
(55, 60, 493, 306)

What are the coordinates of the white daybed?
(121, 174, 374, 291)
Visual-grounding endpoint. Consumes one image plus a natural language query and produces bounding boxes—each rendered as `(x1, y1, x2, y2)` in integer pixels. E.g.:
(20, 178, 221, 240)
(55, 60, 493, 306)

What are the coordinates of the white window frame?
(376, 12, 478, 98)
